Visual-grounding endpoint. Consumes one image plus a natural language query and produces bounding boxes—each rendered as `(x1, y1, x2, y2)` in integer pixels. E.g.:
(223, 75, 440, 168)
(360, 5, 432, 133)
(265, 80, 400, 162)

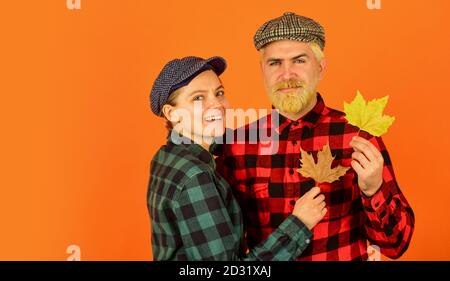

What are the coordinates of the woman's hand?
(292, 186, 327, 230)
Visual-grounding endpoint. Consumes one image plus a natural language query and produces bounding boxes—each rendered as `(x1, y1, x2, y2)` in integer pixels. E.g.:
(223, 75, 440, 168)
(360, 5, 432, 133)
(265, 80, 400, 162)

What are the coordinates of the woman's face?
(164, 70, 230, 143)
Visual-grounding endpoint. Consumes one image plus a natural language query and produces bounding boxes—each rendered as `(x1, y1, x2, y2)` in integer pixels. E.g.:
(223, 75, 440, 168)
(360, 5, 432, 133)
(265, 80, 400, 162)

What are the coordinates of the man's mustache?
(272, 80, 306, 93)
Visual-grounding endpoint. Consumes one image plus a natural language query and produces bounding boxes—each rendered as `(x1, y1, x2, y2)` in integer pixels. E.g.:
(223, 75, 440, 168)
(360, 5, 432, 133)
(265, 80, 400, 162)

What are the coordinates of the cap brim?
(205, 56, 227, 76)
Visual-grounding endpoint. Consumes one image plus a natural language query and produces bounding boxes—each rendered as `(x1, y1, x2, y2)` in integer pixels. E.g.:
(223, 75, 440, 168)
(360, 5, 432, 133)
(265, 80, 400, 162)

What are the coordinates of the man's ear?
(161, 104, 179, 123)
(318, 57, 327, 80)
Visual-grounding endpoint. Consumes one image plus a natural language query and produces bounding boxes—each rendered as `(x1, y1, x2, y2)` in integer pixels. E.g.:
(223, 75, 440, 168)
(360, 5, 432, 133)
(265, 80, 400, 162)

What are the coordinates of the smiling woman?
(161, 70, 228, 150)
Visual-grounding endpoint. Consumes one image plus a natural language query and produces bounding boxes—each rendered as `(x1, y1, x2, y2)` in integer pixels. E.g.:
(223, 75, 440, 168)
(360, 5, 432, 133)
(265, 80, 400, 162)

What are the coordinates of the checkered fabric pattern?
(147, 137, 312, 260)
(254, 12, 326, 50)
(150, 56, 227, 116)
(212, 93, 415, 261)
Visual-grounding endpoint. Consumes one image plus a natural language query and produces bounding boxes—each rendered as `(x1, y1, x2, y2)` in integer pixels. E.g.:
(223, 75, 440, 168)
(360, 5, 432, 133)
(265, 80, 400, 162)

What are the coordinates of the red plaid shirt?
(213, 93, 414, 261)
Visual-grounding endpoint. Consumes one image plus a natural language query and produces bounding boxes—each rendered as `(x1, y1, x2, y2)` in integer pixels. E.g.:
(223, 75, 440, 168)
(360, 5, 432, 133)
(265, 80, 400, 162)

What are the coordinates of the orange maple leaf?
(297, 144, 350, 184)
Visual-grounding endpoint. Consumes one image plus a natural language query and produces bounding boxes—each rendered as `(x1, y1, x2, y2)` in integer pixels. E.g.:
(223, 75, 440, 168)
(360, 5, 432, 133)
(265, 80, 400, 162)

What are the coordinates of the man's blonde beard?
(269, 80, 316, 114)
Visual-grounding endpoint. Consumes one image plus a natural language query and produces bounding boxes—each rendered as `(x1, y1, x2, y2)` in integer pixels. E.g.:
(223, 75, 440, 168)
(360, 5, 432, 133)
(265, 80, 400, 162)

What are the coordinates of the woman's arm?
(173, 171, 312, 261)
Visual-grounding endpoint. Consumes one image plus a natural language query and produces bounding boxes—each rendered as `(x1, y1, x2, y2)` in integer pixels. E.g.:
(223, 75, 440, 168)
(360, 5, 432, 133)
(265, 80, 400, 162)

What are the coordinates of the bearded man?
(212, 12, 414, 261)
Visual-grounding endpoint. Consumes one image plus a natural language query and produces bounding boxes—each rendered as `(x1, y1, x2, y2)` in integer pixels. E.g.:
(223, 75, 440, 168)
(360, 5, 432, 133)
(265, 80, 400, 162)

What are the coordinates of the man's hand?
(350, 136, 384, 197)
(292, 186, 327, 230)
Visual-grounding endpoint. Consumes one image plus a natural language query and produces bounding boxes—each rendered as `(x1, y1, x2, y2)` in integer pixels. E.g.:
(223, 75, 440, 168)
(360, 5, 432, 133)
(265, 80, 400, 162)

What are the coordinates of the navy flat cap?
(150, 56, 227, 116)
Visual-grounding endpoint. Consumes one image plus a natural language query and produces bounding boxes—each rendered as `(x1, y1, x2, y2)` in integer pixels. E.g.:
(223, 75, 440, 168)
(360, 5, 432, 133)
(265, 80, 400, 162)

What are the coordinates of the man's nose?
(281, 63, 295, 80)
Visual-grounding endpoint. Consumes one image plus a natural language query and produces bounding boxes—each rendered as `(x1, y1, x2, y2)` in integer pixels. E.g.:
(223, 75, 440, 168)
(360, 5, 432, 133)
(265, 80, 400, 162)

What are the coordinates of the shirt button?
(289, 169, 294, 175)
(305, 239, 311, 244)
(290, 200, 296, 206)
(292, 140, 297, 145)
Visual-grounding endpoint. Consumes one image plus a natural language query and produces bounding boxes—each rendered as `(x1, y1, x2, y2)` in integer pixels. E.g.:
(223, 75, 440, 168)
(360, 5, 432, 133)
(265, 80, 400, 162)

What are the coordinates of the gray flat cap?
(253, 12, 325, 50)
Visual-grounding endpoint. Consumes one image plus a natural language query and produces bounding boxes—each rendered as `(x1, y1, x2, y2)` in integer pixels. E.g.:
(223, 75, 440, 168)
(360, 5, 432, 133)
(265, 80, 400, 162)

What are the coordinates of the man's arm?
(351, 135, 415, 259)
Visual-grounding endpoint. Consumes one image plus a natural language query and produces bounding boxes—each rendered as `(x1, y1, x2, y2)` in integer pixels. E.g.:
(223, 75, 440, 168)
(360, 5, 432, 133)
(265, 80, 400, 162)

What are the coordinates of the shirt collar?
(166, 132, 216, 169)
(275, 92, 325, 134)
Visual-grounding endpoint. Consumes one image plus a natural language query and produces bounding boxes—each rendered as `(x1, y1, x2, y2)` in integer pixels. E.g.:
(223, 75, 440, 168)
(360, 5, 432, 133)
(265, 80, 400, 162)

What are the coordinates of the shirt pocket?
(236, 181, 271, 227)
(318, 171, 356, 221)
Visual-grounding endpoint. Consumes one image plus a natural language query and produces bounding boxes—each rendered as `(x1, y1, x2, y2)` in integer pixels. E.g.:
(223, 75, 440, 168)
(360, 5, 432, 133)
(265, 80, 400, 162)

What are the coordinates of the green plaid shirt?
(147, 136, 312, 261)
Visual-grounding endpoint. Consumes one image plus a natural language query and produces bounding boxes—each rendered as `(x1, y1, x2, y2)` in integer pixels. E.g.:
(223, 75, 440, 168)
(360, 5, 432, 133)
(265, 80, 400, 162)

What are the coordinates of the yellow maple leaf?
(344, 91, 395, 137)
(297, 144, 350, 184)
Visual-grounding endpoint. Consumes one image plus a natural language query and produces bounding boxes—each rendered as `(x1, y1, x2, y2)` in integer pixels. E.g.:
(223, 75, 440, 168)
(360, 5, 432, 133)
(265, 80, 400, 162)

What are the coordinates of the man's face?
(260, 40, 326, 115)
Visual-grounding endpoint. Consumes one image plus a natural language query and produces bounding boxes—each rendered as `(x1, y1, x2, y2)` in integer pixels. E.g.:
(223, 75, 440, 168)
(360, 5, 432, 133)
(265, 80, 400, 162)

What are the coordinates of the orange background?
(1, 0, 449, 260)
